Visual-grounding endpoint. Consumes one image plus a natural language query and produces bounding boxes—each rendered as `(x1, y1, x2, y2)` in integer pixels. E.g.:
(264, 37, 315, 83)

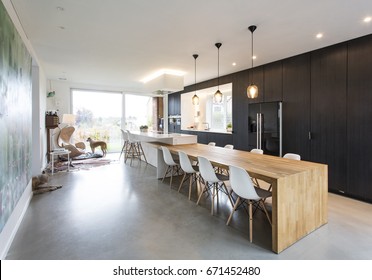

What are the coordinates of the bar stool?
(119, 129, 129, 160)
(125, 130, 148, 165)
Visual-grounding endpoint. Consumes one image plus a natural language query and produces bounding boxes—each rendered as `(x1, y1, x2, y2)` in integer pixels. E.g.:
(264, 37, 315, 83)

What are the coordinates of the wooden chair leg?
(162, 166, 170, 182)
(196, 181, 207, 205)
(188, 174, 193, 200)
(226, 197, 241, 225)
(211, 183, 216, 215)
(178, 173, 187, 192)
(249, 201, 253, 243)
(260, 200, 272, 226)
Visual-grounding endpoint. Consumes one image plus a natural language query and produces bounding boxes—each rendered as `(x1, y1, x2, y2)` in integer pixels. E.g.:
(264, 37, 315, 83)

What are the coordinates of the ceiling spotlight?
(316, 33, 323, 39)
(364, 17, 371, 23)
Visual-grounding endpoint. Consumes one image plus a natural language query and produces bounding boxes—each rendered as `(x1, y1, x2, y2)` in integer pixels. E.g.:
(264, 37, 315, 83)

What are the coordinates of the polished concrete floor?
(6, 154, 372, 260)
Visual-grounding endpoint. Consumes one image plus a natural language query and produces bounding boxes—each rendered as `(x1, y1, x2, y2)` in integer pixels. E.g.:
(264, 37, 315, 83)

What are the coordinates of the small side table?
(50, 150, 71, 175)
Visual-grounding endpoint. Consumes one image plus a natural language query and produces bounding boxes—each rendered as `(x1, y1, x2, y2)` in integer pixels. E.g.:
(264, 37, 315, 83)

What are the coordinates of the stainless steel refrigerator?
(248, 101, 282, 156)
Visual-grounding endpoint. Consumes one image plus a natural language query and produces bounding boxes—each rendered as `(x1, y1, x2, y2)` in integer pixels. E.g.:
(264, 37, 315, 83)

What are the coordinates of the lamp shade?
(192, 94, 199, 105)
(247, 84, 258, 99)
(61, 114, 76, 125)
(214, 89, 223, 103)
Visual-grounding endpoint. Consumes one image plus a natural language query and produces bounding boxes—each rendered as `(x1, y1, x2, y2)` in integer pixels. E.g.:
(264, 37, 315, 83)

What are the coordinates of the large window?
(72, 89, 122, 152)
(124, 94, 153, 131)
(180, 83, 232, 132)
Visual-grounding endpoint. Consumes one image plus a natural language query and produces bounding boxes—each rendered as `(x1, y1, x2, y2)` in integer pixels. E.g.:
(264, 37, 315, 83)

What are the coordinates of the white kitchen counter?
(130, 131, 197, 167)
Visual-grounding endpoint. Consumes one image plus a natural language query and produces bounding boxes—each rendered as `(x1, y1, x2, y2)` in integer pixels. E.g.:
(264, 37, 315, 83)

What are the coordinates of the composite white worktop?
(131, 131, 197, 145)
(130, 131, 197, 167)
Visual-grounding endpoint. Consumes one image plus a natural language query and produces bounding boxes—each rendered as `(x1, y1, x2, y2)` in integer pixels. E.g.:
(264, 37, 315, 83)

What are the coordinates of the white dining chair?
(224, 144, 234, 149)
(161, 146, 181, 188)
(208, 142, 216, 146)
(283, 153, 301, 160)
(250, 148, 263, 154)
(178, 151, 199, 200)
(227, 165, 272, 242)
(250, 148, 264, 186)
(197, 156, 234, 215)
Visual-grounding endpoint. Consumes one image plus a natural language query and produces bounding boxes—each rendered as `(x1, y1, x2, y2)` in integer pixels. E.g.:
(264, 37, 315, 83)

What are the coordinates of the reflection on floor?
(6, 153, 372, 259)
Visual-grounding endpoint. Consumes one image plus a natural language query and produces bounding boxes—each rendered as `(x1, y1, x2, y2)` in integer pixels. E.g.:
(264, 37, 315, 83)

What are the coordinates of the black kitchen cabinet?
(264, 61, 283, 102)
(282, 54, 311, 160)
(310, 44, 348, 193)
(347, 35, 372, 201)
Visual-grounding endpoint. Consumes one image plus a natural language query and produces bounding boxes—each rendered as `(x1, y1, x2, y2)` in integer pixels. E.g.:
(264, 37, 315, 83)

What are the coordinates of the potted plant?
(140, 125, 148, 133)
(226, 122, 232, 132)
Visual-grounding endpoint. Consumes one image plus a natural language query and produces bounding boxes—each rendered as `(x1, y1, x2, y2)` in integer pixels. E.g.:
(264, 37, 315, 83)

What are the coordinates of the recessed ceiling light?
(252, 56, 257, 60)
(364, 17, 371, 23)
(141, 69, 185, 83)
(232, 62, 236, 66)
(316, 33, 323, 39)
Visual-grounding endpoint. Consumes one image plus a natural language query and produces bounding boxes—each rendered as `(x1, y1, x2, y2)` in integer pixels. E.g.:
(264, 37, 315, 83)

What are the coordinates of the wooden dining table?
(151, 142, 328, 254)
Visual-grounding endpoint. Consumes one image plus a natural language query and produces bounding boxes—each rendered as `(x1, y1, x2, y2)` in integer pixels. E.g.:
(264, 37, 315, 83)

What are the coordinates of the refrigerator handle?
(257, 113, 262, 150)
(256, 113, 259, 149)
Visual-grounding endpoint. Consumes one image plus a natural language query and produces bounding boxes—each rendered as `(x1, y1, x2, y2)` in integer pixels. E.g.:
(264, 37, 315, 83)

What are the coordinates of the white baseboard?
(0, 181, 33, 260)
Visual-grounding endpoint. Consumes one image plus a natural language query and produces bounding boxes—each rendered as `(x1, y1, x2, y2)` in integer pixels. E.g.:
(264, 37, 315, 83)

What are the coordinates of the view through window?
(72, 89, 122, 153)
(124, 94, 153, 131)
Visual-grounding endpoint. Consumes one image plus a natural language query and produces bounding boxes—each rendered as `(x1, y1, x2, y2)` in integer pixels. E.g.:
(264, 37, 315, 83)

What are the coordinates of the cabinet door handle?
(308, 131, 312, 140)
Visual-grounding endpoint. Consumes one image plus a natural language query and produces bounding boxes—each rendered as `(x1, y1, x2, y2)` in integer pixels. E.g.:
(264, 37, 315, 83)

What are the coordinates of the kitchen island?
(130, 131, 197, 167)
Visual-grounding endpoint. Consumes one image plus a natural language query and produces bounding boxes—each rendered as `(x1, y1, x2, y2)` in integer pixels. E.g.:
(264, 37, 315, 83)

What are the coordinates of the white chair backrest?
(250, 148, 263, 154)
(161, 146, 177, 165)
(208, 142, 216, 146)
(283, 153, 301, 160)
(198, 156, 219, 183)
(224, 144, 234, 149)
(229, 165, 261, 200)
(178, 151, 196, 173)
(121, 129, 128, 141)
(126, 130, 136, 142)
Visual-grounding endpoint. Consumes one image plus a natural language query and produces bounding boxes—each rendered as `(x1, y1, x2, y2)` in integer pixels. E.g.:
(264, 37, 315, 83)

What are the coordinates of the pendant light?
(247, 25, 258, 99)
(192, 54, 199, 105)
(214, 42, 223, 103)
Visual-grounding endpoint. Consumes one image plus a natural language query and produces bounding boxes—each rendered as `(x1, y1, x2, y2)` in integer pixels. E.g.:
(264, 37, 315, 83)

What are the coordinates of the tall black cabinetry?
(282, 54, 311, 160)
(310, 44, 348, 193)
(347, 35, 372, 201)
(168, 92, 181, 133)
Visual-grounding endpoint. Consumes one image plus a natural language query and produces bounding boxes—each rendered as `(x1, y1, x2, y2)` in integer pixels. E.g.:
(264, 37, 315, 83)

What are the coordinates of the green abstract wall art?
(0, 1, 32, 233)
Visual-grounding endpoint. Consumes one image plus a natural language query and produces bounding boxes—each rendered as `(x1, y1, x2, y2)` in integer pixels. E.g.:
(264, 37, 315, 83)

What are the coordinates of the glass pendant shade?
(214, 89, 223, 103)
(192, 93, 199, 105)
(192, 54, 199, 105)
(247, 25, 258, 99)
(247, 84, 258, 98)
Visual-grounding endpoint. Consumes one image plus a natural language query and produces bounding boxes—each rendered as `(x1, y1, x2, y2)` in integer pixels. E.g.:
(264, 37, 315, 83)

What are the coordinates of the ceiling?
(10, 0, 372, 94)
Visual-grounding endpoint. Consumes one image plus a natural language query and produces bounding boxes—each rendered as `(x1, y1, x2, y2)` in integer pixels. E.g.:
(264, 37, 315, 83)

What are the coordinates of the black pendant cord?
(215, 43, 222, 90)
(193, 54, 198, 93)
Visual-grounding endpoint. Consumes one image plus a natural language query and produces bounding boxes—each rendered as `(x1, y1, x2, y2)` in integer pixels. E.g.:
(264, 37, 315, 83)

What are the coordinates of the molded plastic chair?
(208, 142, 216, 146)
(224, 144, 234, 149)
(250, 148, 264, 186)
(227, 165, 272, 242)
(283, 153, 301, 160)
(250, 148, 263, 154)
(178, 151, 199, 200)
(161, 146, 181, 188)
(196, 156, 234, 215)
